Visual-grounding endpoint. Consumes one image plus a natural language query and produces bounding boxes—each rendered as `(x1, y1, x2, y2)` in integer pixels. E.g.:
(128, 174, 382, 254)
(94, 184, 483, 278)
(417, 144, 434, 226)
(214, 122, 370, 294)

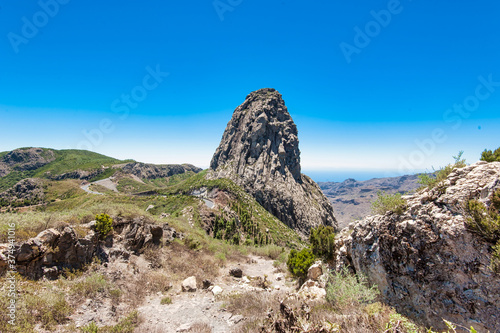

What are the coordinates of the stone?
(275, 273, 284, 281)
(35, 229, 60, 246)
(176, 323, 192, 332)
(229, 314, 244, 324)
(202, 279, 212, 289)
(208, 88, 337, 234)
(212, 286, 223, 296)
(336, 161, 500, 332)
(229, 267, 243, 278)
(307, 263, 323, 281)
(182, 276, 197, 292)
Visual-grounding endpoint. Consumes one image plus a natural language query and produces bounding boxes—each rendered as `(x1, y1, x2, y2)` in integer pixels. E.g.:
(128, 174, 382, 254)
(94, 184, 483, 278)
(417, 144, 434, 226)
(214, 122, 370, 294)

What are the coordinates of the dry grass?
(189, 322, 213, 333)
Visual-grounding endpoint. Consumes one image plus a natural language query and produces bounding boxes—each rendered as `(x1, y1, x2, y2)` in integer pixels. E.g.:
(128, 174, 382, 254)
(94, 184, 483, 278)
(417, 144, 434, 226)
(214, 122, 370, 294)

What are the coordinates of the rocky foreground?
(337, 161, 500, 332)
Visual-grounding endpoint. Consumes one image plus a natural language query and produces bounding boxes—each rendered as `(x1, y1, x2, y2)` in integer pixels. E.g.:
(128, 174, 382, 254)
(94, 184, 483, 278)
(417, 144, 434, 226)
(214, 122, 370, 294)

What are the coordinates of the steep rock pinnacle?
(209, 88, 337, 234)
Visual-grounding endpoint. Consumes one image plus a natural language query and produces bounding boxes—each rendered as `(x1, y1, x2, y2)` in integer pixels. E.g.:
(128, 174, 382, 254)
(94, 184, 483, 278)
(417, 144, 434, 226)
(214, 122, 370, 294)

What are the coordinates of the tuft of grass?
(371, 191, 406, 215)
(160, 297, 172, 305)
(326, 267, 380, 310)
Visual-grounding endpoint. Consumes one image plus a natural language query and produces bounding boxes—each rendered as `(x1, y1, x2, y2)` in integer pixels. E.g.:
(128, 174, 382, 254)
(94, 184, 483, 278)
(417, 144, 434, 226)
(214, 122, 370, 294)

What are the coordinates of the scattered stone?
(229, 267, 243, 278)
(229, 314, 244, 324)
(307, 263, 322, 281)
(182, 276, 197, 292)
(212, 286, 223, 296)
(202, 279, 212, 289)
(275, 273, 284, 281)
(176, 323, 192, 332)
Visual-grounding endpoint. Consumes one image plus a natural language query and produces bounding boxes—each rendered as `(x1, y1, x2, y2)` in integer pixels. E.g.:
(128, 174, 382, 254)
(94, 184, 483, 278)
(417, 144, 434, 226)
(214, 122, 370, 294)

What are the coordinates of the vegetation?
(287, 248, 316, 279)
(371, 191, 406, 215)
(326, 267, 379, 309)
(95, 213, 113, 239)
(480, 146, 500, 162)
(464, 190, 500, 273)
(309, 225, 336, 260)
(418, 151, 467, 190)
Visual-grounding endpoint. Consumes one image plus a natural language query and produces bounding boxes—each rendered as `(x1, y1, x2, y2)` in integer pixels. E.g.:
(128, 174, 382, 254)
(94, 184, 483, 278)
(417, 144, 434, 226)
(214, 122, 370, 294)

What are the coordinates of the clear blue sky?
(1, 0, 499, 181)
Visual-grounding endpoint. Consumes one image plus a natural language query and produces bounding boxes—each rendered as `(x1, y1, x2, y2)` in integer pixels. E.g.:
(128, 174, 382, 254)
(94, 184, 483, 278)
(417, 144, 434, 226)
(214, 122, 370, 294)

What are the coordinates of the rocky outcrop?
(208, 88, 337, 234)
(336, 161, 500, 332)
(0, 178, 45, 205)
(120, 162, 202, 180)
(0, 216, 182, 280)
(0, 148, 55, 177)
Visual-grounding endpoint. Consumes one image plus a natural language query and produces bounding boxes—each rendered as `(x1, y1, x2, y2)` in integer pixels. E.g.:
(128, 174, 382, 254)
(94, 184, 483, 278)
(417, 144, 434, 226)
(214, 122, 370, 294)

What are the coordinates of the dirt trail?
(80, 177, 118, 195)
(136, 255, 294, 333)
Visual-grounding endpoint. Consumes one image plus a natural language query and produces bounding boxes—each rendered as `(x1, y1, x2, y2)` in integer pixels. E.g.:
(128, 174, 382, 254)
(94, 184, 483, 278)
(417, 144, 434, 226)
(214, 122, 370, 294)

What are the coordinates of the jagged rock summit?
(209, 88, 337, 234)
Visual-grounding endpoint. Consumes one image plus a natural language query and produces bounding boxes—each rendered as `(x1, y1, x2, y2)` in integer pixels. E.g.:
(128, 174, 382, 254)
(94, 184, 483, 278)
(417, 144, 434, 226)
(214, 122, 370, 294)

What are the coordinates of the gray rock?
(337, 161, 500, 332)
(208, 88, 337, 234)
(229, 267, 243, 278)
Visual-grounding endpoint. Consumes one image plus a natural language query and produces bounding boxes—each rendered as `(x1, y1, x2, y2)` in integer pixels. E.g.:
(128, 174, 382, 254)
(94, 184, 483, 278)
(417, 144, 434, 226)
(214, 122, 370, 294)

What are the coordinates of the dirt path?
(80, 177, 118, 195)
(136, 255, 294, 332)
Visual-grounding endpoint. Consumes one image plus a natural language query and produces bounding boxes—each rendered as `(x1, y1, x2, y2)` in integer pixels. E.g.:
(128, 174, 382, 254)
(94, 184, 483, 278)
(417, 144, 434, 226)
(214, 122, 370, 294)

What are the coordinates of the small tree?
(95, 213, 113, 239)
(481, 146, 500, 162)
(371, 191, 406, 215)
(309, 225, 336, 260)
(287, 248, 315, 280)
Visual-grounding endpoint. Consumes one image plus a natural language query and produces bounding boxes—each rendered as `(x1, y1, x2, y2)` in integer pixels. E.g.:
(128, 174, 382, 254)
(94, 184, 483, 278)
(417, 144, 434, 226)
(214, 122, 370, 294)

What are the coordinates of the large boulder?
(337, 161, 500, 332)
(208, 88, 337, 234)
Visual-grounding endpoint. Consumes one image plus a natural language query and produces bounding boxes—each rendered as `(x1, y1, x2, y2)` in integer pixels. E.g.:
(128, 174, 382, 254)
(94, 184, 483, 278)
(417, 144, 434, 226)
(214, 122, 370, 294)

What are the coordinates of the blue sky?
(1, 0, 499, 181)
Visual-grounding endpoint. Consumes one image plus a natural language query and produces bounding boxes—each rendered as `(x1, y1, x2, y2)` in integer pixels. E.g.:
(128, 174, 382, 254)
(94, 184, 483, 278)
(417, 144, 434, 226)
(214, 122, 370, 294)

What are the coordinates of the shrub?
(491, 241, 500, 274)
(95, 213, 113, 239)
(287, 248, 315, 279)
(160, 296, 172, 305)
(464, 192, 500, 273)
(309, 225, 336, 260)
(326, 267, 379, 309)
(418, 151, 467, 190)
(371, 191, 406, 215)
(480, 146, 500, 162)
(465, 199, 500, 243)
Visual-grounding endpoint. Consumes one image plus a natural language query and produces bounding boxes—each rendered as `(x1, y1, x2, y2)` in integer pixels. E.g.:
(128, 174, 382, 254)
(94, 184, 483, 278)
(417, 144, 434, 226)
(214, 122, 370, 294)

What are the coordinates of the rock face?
(0, 148, 56, 177)
(209, 88, 337, 233)
(336, 161, 500, 332)
(120, 162, 202, 180)
(0, 178, 45, 205)
(0, 216, 181, 280)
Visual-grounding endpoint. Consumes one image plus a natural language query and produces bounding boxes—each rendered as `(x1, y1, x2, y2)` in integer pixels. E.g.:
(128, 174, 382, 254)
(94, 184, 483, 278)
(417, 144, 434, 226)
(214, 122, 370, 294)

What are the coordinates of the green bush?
(418, 151, 467, 190)
(480, 146, 500, 162)
(465, 199, 500, 243)
(465, 191, 500, 273)
(491, 241, 500, 274)
(287, 248, 315, 279)
(309, 225, 336, 260)
(326, 267, 379, 309)
(371, 191, 406, 215)
(95, 213, 113, 239)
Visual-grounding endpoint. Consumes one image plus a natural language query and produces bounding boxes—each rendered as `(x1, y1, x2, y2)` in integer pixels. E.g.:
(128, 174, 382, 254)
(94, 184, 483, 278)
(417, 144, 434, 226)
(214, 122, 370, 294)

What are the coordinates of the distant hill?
(0, 147, 201, 192)
(319, 174, 421, 229)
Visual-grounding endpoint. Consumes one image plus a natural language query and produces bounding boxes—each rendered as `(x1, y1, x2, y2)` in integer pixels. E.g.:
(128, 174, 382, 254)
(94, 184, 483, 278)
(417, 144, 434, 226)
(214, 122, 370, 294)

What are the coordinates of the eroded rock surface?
(209, 88, 337, 234)
(337, 161, 500, 332)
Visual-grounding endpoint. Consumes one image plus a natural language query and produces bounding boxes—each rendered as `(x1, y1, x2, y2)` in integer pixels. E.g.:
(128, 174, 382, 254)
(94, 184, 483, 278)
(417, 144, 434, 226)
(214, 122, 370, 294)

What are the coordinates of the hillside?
(319, 174, 421, 228)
